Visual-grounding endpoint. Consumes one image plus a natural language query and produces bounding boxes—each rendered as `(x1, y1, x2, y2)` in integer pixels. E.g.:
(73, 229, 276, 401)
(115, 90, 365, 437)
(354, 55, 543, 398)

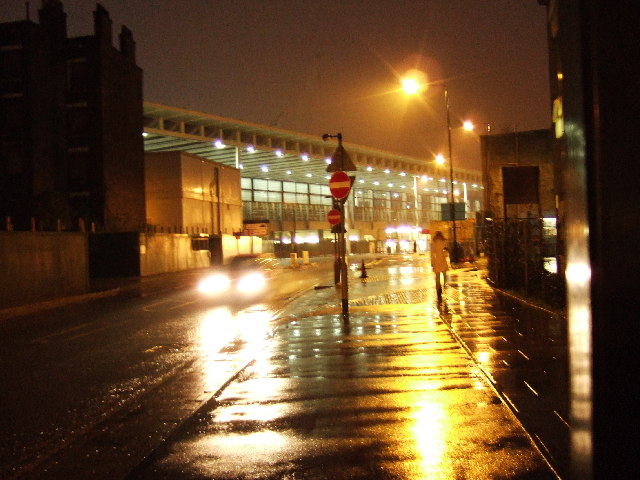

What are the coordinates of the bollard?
(290, 252, 298, 268)
(302, 250, 309, 264)
(334, 257, 341, 284)
(360, 260, 368, 279)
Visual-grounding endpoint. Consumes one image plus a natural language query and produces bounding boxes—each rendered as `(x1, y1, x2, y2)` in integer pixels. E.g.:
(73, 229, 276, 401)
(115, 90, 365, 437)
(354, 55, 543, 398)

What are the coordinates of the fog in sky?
(1, 1, 551, 170)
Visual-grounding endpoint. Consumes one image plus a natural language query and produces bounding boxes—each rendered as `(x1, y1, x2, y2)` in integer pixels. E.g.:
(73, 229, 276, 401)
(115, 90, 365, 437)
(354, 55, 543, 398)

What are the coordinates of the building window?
(1, 141, 25, 176)
(310, 183, 329, 195)
(267, 191, 282, 203)
(1, 95, 26, 135)
(0, 46, 23, 80)
(253, 178, 268, 191)
(310, 194, 332, 206)
(254, 190, 268, 202)
(67, 151, 90, 191)
(67, 58, 88, 95)
(267, 179, 282, 191)
(67, 104, 90, 139)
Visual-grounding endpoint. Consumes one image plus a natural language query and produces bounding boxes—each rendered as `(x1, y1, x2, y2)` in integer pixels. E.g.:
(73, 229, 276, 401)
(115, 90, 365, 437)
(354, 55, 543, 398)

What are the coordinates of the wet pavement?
(128, 256, 564, 479)
(0, 261, 332, 479)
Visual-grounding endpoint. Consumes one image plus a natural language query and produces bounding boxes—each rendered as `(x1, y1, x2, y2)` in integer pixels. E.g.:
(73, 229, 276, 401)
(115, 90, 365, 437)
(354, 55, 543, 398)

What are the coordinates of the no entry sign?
(327, 208, 341, 225)
(329, 170, 352, 200)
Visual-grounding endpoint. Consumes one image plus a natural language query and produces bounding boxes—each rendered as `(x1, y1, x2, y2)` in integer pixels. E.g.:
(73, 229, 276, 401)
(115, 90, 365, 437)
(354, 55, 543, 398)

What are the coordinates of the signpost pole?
(338, 203, 348, 316)
(328, 206, 342, 285)
(328, 179, 349, 318)
(324, 132, 355, 319)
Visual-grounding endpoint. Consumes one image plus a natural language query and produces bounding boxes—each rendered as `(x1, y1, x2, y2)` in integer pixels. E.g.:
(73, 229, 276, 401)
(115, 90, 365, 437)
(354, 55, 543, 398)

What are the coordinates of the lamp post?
(444, 88, 459, 264)
(402, 75, 464, 264)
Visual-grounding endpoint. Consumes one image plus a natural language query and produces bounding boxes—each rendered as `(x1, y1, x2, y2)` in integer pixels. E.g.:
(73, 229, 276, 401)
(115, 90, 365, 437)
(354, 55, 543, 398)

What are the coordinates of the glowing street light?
(401, 77, 422, 95)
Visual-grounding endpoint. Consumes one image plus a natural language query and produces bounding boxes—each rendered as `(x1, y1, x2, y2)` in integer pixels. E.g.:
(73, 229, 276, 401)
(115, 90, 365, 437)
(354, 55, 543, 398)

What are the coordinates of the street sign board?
(326, 144, 356, 172)
(327, 208, 341, 225)
(440, 202, 466, 221)
(242, 221, 269, 236)
(329, 170, 351, 199)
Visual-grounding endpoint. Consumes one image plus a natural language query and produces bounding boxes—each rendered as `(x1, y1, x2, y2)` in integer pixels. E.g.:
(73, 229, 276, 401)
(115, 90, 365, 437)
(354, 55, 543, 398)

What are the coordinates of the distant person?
(430, 231, 449, 302)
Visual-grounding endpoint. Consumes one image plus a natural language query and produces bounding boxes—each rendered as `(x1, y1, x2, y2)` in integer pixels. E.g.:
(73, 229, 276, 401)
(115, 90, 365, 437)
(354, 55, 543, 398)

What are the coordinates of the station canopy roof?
(143, 101, 483, 195)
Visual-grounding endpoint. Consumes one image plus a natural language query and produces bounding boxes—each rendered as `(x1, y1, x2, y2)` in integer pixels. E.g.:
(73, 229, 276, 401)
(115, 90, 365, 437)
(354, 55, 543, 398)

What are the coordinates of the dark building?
(0, 0, 144, 232)
(481, 129, 555, 220)
(537, 1, 640, 478)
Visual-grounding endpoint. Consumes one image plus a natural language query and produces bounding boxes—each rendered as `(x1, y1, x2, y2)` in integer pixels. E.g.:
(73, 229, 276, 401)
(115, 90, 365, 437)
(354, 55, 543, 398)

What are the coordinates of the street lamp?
(402, 77, 465, 264)
(444, 88, 459, 264)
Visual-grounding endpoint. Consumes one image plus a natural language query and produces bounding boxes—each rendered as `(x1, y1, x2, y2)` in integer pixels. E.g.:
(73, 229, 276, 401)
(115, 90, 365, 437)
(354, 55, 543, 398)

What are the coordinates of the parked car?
(197, 254, 279, 302)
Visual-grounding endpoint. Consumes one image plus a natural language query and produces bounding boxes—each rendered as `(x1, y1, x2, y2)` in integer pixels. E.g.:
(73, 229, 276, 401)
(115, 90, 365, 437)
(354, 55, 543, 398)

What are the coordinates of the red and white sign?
(329, 170, 351, 200)
(327, 208, 341, 225)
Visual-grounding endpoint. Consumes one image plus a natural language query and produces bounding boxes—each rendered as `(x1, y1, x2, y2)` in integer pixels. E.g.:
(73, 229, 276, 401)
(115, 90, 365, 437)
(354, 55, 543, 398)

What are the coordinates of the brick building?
(0, 0, 144, 232)
(480, 129, 555, 220)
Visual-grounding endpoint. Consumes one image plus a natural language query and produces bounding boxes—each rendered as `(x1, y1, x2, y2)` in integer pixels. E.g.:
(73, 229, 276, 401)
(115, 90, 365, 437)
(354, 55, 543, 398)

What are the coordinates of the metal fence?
(243, 201, 446, 227)
(481, 218, 565, 309)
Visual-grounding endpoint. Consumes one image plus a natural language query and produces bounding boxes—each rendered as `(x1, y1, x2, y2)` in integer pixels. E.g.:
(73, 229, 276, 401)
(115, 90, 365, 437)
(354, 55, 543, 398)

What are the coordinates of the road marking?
(524, 380, 539, 396)
(143, 299, 175, 311)
(501, 391, 520, 413)
(554, 410, 570, 428)
(167, 300, 199, 311)
(31, 322, 94, 344)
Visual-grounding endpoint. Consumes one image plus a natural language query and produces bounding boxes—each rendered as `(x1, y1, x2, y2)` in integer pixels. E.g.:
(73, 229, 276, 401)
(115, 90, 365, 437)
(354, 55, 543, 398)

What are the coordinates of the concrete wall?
(89, 232, 141, 278)
(0, 232, 89, 308)
(139, 232, 262, 275)
(145, 151, 243, 235)
(221, 234, 262, 263)
(139, 233, 210, 276)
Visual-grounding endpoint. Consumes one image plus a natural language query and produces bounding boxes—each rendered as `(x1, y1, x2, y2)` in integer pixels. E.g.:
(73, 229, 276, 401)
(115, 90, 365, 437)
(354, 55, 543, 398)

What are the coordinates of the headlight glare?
(198, 273, 231, 294)
(237, 272, 266, 294)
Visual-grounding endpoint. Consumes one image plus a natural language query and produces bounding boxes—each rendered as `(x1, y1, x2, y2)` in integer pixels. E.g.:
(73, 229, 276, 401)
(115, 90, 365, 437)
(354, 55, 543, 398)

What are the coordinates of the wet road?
(128, 257, 563, 479)
(1, 255, 567, 479)
(0, 263, 332, 479)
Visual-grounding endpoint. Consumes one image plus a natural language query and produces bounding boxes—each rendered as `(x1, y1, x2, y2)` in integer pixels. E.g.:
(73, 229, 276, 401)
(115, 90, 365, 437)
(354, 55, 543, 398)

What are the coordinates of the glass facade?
(241, 176, 478, 226)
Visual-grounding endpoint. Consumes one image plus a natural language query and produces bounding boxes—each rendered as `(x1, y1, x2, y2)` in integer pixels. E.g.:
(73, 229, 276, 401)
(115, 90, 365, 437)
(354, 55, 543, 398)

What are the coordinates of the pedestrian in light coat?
(430, 231, 449, 302)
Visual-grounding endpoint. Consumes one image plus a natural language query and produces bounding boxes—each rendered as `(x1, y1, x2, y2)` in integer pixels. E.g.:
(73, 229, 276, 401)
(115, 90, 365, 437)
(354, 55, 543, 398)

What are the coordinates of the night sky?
(1, 1, 551, 170)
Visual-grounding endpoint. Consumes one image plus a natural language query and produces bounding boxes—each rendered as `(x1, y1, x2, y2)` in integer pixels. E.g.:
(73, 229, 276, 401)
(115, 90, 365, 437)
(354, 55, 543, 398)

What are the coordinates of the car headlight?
(198, 273, 231, 295)
(236, 272, 266, 294)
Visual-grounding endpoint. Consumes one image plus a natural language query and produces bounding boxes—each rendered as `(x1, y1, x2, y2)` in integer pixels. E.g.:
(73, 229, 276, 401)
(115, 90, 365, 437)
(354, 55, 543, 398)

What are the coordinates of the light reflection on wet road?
(198, 305, 275, 394)
(1, 256, 566, 479)
(131, 261, 559, 480)
(0, 266, 317, 479)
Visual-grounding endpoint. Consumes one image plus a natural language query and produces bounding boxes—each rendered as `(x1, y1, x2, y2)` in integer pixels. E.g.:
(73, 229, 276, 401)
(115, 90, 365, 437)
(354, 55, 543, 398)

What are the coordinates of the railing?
(481, 218, 565, 309)
(3, 215, 96, 233)
(1, 215, 205, 236)
(243, 202, 443, 226)
(268, 239, 374, 258)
